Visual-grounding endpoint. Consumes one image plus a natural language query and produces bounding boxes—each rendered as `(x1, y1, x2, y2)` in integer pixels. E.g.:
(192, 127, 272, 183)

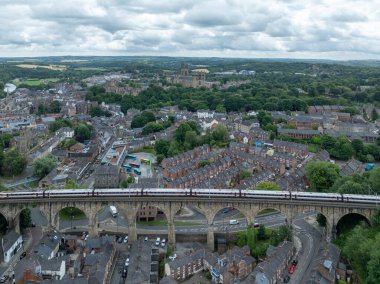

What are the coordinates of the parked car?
(125, 258, 130, 266)
(161, 239, 166, 247)
(168, 254, 177, 261)
(288, 264, 295, 274)
(123, 236, 128, 243)
(118, 236, 123, 243)
(283, 275, 290, 283)
(155, 237, 160, 246)
(144, 236, 148, 241)
(292, 260, 298, 266)
(0, 275, 9, 283)
(20, 251, 27, 259)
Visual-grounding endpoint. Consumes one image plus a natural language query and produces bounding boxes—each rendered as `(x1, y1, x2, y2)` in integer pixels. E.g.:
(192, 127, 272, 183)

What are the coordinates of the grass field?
(15, 64, 66, 71)
(75, 67, 106, 71)
(12, 78, 60, 86)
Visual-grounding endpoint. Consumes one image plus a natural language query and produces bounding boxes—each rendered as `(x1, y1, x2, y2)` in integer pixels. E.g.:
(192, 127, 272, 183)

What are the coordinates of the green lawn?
(137, 220, 199, 226)
(130, 146, 157, 156)
(12, 78, 60, 86)
(307, 144, 319, 153)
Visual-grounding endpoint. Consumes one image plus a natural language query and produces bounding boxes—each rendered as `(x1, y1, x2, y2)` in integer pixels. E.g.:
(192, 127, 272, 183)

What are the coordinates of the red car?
(288, 264, 295, 274)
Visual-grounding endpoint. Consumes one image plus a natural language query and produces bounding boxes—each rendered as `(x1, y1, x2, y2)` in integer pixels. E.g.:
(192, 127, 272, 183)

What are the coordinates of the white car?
(125, 258, 130, 266)
(155, 237, 160, 246)
(161, 239, 166, 247)
(169, 254, 177, 261)
(123, 236, 128, 243)
(144, 237, 148, 242)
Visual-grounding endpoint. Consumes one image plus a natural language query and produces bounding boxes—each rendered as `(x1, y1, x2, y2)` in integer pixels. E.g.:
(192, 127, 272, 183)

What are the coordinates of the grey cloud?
(0, 0, 378, 59)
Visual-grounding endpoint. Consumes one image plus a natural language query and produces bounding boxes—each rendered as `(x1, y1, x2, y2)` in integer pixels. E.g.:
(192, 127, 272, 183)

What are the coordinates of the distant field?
(12, 78, 60, 86)
(61, 59, 89, 62)
(15, 64, 66, 71)
(75, 67, 106, 71)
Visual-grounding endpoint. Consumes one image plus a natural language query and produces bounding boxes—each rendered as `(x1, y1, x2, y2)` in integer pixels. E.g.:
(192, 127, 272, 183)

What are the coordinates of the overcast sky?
(1, 0, 379, 59)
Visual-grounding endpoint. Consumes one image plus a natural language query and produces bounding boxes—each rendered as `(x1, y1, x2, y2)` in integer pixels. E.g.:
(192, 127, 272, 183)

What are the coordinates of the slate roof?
(340, 159, 363, 177)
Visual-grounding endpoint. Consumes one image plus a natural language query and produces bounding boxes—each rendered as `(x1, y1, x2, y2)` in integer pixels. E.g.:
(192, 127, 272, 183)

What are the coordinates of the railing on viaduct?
(0, 195, 377, 250)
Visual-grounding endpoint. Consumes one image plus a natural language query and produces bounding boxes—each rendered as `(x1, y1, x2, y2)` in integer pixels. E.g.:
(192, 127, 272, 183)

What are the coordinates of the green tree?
(174, 123, 197, 143)
(131, 111, 156, 128)
(257, 224, 267, 240)
(256, 181, 281, 191)
(58, 138, 76, 149)
(74, 123, 92, 142)
(1, 148, 27, 177)
(240, 170, 252, 180)
(305, 161, 340, 192)
(167, 140, 181, 157)
(367, 248, 380, 284)
(36, 104, 47, 115)
(155, 140, 170, 157)
(351, 138, 364, 153)
(184, 130, 198, 150)
(372, 108, 379, 121)
(142, 122, 164, 135)
(48, 118, 72, 133)
(89, 106, 111, 117)
(49, 100, 61, 113)
(20, 208, 32, 229)
(211, 125, 229, 144)
(33, 154, 57, 178)
(321, 134, 337, 150)
(65, 179, 81, 189)
(369, 168, 380, 193)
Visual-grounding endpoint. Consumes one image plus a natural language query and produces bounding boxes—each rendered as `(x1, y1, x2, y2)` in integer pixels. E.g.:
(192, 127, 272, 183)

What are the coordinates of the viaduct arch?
(1, 197, 377, 250)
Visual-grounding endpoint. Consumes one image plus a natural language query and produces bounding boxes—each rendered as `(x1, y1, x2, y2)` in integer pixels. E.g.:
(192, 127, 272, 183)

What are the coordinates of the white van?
(229, 219, 239, 225)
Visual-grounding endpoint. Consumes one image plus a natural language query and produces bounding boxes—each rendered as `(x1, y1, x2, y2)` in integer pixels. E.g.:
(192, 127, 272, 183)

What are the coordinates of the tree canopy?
(33, 154, 57, 178)
(74, 122, 92, 142)
(305, 161, 340, 192)
(1, 148, 27, 177)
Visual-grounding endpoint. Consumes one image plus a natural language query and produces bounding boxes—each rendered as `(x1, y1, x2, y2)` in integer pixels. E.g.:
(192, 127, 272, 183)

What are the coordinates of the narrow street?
(290, 213, 323, 284)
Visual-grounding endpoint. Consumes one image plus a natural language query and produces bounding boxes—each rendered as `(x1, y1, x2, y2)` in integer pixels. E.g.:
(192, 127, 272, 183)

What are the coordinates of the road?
(50, 205, 288, 235)
(289, 212, 323, 284)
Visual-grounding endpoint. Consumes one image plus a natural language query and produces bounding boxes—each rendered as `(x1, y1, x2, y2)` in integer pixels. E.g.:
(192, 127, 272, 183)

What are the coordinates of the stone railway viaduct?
(0, 195, 377, 250)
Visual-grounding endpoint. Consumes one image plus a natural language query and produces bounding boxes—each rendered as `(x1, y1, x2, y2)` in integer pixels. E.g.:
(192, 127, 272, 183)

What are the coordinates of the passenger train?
(0, 188, 378, 204)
